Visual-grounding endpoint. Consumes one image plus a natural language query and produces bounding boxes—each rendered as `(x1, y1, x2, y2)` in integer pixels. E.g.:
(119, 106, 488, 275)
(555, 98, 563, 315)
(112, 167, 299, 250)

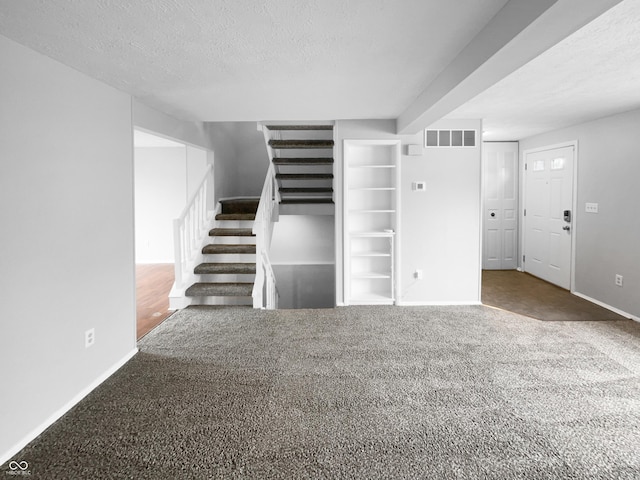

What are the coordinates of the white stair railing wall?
(252, 162, 279, 309)
(172, 165, 215, 297)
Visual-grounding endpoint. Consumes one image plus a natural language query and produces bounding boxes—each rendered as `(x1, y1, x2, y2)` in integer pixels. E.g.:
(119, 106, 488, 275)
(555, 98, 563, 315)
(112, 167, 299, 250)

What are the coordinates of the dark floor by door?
(482, 270, 629, 321)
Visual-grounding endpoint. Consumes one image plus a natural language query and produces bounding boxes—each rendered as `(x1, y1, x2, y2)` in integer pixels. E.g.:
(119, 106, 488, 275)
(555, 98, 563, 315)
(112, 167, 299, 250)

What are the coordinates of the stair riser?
(275, 165, 333, 175)
(277, 183, 333, 192)
(279, 203, 335, 216)
(216, 220, 255, 229)
(203, 253, 257, 263)
(186, 296, 253, 306)
(208, 237, 256, 245)
(197, 274, 255, 283)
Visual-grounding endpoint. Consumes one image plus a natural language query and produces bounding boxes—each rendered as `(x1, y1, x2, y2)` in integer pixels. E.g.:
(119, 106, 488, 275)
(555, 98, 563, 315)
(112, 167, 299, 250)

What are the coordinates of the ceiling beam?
(396, 0, 625, 135)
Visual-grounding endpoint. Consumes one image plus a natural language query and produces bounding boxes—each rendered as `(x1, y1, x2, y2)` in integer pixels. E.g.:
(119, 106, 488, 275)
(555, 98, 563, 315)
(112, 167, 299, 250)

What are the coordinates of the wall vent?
(425, 129, 476, 148)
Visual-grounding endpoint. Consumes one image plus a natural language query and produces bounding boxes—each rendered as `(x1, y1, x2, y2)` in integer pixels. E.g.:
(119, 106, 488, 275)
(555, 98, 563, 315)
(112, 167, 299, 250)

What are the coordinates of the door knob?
(562, 226, 570, 231)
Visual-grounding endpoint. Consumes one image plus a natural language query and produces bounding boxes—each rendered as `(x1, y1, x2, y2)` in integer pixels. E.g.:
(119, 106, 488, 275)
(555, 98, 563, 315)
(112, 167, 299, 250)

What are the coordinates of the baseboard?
(271, 261, 335, 266)
(572, 291, 639, 322)
(397, 301, 483, 306)
(0, 348, 138, 466)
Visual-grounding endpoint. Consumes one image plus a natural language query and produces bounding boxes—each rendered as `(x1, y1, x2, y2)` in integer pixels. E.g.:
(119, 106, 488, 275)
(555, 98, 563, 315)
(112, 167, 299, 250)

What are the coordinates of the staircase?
(184, 198, 258, 306)
(264, 124, 334, 212)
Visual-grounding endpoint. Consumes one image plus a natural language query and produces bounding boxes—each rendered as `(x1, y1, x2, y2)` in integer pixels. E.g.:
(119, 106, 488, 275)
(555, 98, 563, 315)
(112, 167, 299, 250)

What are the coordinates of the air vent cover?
(425, 129, 476, 148)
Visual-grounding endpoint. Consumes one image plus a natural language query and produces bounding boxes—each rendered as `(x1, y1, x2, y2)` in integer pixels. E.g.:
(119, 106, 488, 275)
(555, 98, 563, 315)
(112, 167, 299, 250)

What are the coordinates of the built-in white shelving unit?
(343, 140, 400, 305)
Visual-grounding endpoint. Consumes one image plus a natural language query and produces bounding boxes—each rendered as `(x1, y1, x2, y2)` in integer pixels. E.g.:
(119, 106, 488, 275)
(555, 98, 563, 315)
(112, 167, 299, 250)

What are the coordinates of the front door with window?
(523, 145, 575, 289)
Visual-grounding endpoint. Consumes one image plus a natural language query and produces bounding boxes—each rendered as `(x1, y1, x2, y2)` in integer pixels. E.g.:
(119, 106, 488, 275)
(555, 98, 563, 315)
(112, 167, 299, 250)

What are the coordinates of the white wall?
(336, 119, 482, 305)
(270, 215, 335, 265)
(131, 118, 268, 205)
(186, 145, 209, 198)
(133, 103, 218, 210)
(133, 100, 214, 151)
(134, 146, 187, 263)
(270, 215, 335, 308)
(208, 122, 269, 198)
(0, 35, 136, 462)
(272, 265, 335, 309)
(520, 109, 640, 319)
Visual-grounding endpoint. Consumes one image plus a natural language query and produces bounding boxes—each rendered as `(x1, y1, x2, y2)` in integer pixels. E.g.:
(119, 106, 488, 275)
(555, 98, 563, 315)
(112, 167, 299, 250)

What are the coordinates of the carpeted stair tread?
(273, 157, 334, 165)
(215, 213, 256, 221)
(280, 187, 333, 193)
(276, 173, 333, 180)
(266, 125, 333, 131)
(209, 228, 255, 237)
(269, 140, 334, 149)
(194, 263, 256, 274)
(185, 282, 253, 297)
(280, 198, 334, 204)
(202, 244, 256, 254)
(219, 198, 259, 214)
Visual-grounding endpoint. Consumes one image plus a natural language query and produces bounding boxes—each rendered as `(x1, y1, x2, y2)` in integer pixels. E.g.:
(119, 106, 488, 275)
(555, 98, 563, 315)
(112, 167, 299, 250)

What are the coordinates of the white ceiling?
(0, 0, 509, 121)
(447, 0, 640, 140)
(1, 0, 637, 140)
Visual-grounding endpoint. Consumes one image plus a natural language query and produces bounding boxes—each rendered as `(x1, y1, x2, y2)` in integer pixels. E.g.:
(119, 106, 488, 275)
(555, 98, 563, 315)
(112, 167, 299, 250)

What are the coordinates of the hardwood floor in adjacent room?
(136, 264, 175, 339)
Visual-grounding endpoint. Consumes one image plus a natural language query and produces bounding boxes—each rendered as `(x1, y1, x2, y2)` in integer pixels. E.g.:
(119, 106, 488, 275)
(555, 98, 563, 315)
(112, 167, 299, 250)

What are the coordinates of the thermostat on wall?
(412, 181, 426, 191)
(407, 144, 422, 156)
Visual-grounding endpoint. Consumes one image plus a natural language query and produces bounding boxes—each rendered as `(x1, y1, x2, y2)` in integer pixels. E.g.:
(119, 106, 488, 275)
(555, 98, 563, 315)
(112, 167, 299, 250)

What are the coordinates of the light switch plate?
(585, 203, 599, 213)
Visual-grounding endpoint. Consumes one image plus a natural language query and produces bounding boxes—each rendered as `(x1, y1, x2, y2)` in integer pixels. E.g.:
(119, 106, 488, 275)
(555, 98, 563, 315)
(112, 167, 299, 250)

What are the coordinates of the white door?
(524, 145, 575, 289)
(483, 142, 518, 270)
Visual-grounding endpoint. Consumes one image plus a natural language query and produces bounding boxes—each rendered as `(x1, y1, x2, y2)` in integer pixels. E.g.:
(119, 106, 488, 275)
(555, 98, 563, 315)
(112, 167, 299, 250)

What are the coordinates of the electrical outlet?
(85, 328, 95, 348)
(414, 269, 423, 280)
(615, 274, 623, 287)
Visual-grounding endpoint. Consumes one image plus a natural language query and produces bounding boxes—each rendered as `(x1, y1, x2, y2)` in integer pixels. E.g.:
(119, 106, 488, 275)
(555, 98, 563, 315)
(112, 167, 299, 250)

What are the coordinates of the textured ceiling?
(0, 0, 510, 121)
(1, 0, 635, 138)
(447, 0, 640, 140)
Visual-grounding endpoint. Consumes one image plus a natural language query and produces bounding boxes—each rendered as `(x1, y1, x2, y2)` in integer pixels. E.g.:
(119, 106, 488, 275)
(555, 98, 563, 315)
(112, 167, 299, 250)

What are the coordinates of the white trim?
(271, 261, 336, 266)
(572, 292, 639, 322)
(334, 123, 343, 307)
(394, 142, 402, 305)
(477, 124, 484, 302)
(0, 348, 138, 466)
(521, 140, 578, 291)
(397, 301, 483, 306)
(257, 120, 335, 128)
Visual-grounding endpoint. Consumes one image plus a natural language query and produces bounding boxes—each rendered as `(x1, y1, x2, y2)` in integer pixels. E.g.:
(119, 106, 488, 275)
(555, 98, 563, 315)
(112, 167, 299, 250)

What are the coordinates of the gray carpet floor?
(5, 305, 640, 479)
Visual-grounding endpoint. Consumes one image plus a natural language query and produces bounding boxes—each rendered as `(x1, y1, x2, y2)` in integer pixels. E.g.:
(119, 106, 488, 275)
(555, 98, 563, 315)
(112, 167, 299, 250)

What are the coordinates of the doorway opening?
(481, 141, 587, 320)
(133, 129, 210, 338)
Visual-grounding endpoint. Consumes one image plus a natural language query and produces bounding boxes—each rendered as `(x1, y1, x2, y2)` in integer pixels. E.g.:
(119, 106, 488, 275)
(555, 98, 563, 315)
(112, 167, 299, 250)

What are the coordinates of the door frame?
(482, 141, 520, 270)
(520, 140, 578, 292)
